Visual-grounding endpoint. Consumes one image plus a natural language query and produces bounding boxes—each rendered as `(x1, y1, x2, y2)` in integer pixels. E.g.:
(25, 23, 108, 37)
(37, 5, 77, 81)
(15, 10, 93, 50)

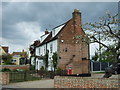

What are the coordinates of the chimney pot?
(72, 9, 81, 25)
(72, 9, 81, 18)
(45, 29, 49, 35)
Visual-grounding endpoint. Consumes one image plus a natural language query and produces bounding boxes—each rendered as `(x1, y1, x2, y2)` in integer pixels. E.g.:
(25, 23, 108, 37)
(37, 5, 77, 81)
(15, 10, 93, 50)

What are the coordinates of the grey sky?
(1, 2, 118, 55)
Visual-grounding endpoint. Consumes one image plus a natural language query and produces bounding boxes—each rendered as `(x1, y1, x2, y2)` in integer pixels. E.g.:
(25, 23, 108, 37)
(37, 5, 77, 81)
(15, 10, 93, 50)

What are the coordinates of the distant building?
(12, 50, 28, 65)
(0, 46, 9, 64)
(30, 9, 90, 75)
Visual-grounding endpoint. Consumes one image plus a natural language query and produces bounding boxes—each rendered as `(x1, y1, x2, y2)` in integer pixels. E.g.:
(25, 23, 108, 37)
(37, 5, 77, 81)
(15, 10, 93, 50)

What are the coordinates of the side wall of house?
(58, 11, 90, 74)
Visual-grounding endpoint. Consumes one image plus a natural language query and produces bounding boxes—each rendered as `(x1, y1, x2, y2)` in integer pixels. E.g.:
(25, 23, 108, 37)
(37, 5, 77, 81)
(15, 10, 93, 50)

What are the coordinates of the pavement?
(2, 79, 54, 88)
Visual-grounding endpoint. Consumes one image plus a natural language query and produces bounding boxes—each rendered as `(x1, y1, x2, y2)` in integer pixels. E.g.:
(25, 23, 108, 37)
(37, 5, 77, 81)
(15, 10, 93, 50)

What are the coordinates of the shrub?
(56, 67, 62, 75)
(12, 69, 24, 72)
(40, 66, 44, 71)
(30, 65, 35, 71)
(2, 68, 11, 72)
(12, 69, 18, 72)
(56, 67, 62, 71)
(56, 67, 67, 76)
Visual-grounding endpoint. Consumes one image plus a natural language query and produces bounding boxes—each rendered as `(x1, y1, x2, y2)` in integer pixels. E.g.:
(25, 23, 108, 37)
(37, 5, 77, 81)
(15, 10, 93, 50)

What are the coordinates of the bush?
(40, 66, 45, 71)
(1, 68, 11, 72)
(30, 65, 35, 71)
(56, 67, 67, 76)
(12, 69, 24, 72)
(12, 69, 18, 72)
(56, 67, 62, 71)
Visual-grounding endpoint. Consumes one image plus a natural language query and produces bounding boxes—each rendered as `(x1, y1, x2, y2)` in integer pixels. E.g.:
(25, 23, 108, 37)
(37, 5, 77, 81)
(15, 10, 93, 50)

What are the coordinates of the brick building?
(30, 9, 90, 75)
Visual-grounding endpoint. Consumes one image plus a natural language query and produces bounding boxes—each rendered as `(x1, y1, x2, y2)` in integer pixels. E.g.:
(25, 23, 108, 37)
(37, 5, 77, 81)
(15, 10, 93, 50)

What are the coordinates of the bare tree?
(80, 13, 120, 64)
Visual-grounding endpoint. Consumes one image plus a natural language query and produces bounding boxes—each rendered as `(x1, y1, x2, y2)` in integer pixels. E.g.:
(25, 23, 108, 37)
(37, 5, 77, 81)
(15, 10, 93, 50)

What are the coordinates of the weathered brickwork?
(58, 10, 90, 74)
(0, 72, 9, 85)
(0, 65, 30, 70)
(54, 76, 119, 88)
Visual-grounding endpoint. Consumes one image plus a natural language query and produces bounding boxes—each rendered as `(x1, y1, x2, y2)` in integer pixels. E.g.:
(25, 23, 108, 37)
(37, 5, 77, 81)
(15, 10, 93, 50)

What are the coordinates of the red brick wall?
(0, 65, 30, 70)
(58, 10, 89, 74)
(54, 76, 119, 88)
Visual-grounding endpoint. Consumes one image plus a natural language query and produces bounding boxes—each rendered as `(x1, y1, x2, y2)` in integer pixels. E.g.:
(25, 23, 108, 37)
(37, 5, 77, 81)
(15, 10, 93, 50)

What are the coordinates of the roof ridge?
(36, 19, 72, 47)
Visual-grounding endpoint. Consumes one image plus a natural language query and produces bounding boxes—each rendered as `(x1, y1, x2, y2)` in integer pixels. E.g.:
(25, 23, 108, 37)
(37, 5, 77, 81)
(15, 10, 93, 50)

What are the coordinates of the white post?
(91, 61, 93, 72)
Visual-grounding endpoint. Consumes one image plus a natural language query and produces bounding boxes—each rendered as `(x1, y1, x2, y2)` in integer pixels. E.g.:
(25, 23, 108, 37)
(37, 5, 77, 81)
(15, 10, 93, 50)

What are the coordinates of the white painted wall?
(47, 39, 58, 71)
(35, 39, 58, 71)
(36, 58, 44, 70)
(31, 57, 35, 65)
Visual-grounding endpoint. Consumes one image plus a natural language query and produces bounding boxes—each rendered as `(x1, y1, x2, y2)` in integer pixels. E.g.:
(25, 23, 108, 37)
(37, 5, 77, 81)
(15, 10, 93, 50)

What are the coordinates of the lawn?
(94, 71, 105, 74)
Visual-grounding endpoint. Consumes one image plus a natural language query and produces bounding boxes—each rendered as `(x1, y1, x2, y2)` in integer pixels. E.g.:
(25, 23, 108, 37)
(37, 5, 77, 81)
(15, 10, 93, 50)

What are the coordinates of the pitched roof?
(12, 52, 21, 55)
(12, 51, 28, 57)
(36, 19, 72, 47)
(2, 46, 9, 53)
(38, 31, 52, 46)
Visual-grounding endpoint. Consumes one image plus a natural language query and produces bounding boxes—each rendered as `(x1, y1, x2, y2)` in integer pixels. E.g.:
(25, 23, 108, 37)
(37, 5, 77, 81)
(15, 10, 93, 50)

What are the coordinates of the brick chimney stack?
(45, 29, 49, 35)
(72, 9, 81, 26)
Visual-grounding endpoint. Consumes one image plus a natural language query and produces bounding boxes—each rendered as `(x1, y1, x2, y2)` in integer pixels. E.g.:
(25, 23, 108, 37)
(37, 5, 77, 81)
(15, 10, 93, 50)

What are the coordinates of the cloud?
(2, 2, 118, 54)
(2, 21, 44, 53)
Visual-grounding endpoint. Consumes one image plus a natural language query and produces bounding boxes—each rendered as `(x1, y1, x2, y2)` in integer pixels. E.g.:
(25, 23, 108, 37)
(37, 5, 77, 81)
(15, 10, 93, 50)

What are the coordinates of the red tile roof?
(12, 52, 21, 55)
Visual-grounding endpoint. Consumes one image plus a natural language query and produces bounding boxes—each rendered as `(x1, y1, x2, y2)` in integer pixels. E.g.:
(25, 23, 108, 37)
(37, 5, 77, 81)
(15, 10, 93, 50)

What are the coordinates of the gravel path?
(2, 79, 54, 88)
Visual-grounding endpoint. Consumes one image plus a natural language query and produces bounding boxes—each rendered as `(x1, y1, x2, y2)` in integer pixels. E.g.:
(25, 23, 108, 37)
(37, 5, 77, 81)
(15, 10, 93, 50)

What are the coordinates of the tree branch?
(91, 35, 111, 50)
(107, 24, 120, 39)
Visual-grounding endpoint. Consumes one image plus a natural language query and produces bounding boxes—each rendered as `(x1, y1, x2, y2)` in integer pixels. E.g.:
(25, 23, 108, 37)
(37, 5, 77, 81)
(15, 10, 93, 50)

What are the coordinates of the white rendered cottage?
(35, 24, 64, 71)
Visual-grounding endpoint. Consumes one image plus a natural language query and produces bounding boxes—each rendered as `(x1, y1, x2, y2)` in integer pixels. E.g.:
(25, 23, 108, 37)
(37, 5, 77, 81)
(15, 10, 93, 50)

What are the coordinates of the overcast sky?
(1, 2, 118, 56)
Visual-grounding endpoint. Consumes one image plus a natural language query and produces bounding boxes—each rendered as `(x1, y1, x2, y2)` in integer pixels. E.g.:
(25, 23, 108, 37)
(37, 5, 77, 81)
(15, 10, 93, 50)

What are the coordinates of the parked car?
(105, 63, 120, 75)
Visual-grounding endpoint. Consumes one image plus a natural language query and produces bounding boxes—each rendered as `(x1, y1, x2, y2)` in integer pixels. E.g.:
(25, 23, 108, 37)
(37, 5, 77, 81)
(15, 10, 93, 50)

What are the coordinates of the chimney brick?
(72, 9, 81, 26)
(45, 29, 49, 35)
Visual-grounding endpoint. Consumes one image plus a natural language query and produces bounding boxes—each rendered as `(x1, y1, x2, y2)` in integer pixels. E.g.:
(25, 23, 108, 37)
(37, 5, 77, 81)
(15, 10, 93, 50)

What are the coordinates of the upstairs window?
(65, 48, 67, 52)
(39, 48, 40, 55)
(44, 46, 46, 54)
(82, 57, 87, 60)
(50, 44, 53, 53)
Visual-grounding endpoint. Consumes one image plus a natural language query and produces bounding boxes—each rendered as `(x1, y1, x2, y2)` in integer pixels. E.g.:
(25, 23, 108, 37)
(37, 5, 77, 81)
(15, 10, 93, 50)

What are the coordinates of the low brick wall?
(0, 65, 30, 70)
(54, 76, 119, 88)
(0, 72, 9, 85)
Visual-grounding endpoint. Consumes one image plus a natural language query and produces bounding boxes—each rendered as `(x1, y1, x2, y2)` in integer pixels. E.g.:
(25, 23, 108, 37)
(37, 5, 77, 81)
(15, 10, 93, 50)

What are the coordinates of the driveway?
(2, 79, 54, 88)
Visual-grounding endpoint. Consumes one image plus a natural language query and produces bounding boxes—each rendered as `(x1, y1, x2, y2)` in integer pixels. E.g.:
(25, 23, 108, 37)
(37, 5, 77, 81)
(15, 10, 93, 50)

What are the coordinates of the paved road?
(2, 79, 54, 88)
